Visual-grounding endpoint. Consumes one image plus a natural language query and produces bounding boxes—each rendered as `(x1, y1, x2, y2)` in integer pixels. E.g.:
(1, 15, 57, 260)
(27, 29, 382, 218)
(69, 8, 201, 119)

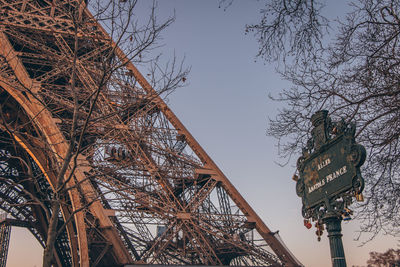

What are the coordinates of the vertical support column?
(323, 213, 347, 267)
(0, 223, 11, 267)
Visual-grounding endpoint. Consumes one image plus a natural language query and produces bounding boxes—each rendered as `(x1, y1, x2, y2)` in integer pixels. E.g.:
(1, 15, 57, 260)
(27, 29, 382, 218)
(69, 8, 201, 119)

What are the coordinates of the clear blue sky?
(6, 1, 398, 266)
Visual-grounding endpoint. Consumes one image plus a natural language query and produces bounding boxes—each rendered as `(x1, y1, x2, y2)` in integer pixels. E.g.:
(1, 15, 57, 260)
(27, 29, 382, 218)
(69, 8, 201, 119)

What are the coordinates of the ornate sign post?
(295, 110, 366, 267)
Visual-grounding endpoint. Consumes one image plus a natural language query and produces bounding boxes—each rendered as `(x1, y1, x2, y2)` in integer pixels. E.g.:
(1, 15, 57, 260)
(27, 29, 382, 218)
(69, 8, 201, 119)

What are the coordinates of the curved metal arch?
(0, 41, 132, 265)
(0, 87, 81, 266)
(0, 129, 73, 266)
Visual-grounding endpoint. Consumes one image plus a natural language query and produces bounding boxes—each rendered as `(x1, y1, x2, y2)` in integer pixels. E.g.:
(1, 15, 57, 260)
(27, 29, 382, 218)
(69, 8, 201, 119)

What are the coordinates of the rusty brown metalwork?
(0, 1, 302, 266)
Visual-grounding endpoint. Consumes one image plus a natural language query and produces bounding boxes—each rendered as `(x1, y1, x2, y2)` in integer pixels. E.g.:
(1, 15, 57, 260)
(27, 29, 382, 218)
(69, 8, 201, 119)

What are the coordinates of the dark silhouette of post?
(324, 212, 346, 267)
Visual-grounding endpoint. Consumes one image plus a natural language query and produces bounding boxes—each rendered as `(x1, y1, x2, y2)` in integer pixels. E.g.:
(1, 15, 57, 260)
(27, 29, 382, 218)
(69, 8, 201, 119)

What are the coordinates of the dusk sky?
(6, 1, 398, 266)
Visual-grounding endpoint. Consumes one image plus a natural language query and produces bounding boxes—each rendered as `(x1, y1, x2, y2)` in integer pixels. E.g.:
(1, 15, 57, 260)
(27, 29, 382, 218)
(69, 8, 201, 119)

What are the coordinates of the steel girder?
(0, 1, 302, 266)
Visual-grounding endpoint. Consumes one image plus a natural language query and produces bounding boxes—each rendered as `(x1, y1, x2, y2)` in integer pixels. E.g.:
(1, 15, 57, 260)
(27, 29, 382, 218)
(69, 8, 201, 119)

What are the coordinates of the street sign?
(295, 110, 366, 267)
(296, 110, 366, 218)
(297, 133, 365, 210)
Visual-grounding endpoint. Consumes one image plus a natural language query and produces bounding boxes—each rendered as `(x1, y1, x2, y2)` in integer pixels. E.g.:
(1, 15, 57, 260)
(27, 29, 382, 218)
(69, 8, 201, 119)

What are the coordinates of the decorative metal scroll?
(295, 110, 366, 225)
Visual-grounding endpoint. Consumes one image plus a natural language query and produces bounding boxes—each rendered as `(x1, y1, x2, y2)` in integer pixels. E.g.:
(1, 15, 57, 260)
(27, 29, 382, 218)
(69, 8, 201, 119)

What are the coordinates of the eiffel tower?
(0, 1, 302, 266)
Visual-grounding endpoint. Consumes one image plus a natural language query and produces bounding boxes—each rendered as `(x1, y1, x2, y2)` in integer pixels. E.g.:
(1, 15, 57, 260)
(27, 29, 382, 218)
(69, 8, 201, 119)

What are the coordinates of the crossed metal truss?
(0, 0, 302, 266)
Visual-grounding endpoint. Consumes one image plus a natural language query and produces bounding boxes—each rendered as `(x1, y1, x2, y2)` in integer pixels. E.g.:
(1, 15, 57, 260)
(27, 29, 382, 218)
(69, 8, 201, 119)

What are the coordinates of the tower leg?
(0, 223, 11, 267)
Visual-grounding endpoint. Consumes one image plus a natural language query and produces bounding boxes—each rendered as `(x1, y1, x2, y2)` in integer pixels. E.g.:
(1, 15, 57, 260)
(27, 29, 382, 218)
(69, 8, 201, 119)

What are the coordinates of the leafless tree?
(366, 248, 400, 267)
(0, 0, 188, 266)
(246, 0, 328, 63)
(244, 0, 400, 241)
(219, 0, 400, 241)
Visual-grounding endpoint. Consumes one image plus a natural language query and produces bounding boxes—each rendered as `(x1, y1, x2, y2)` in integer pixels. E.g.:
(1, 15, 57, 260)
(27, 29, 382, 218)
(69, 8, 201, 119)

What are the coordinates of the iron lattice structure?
(0, 0, 302, 266)
(0, 214, 11, 267)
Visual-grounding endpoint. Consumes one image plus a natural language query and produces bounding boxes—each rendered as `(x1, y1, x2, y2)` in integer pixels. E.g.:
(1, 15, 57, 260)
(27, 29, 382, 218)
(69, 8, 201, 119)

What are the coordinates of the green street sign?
(297, 133, 365, 209)
(296, 110, 366, 219)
